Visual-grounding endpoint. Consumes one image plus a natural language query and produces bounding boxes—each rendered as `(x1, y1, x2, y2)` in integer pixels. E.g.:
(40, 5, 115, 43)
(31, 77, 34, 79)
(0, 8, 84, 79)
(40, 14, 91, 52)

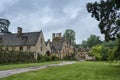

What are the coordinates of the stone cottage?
(0, 27, 47, 59)
(46, 33, 74, 59)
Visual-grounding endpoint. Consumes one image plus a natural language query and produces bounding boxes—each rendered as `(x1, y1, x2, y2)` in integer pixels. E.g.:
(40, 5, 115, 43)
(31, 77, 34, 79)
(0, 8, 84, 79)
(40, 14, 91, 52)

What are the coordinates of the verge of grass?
(1, 61, 120, 80)
(0, 61, 63, 71)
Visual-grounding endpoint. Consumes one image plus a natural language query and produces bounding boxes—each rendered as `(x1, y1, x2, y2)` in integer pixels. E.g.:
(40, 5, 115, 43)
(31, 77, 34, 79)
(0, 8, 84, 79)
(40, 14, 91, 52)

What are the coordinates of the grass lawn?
(0, 61, 120, 80)
(0, 61, 63, 71)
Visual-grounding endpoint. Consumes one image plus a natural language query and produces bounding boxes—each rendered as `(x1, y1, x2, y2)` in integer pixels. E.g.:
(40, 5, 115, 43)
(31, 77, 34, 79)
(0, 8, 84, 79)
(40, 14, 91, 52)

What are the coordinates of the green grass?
(0, 61, 62, 71)
(1, 61, 120, 80)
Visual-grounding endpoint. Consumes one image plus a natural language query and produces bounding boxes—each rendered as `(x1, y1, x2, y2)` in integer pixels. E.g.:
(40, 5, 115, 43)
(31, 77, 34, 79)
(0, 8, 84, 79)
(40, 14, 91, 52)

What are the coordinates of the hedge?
(0, 51, 35, 63)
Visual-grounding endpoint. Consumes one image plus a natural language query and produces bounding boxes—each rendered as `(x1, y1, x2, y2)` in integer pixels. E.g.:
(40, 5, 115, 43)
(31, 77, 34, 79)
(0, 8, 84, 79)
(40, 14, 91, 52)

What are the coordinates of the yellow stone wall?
(35, 31, 47, 55)
(1, 31, 47, 55)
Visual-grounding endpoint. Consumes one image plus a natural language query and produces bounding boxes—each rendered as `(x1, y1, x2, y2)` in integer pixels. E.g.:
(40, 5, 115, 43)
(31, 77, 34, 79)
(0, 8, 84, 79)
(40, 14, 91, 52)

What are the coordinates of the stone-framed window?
(41, 38, 43, 44)
(12, 47, 15, 51)
(27, 46, 31, 51)
(5, 47, 8, 51)
(19, 46, 23, 51)
(41, 46, 42, 51)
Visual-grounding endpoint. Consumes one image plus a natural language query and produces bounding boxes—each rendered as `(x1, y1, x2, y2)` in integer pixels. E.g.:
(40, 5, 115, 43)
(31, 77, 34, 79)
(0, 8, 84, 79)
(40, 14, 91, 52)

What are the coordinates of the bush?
(51, 55, 59, 61)
(89, 45, 102, 61)
(0, 51, 35, 63)
(63, 53, 77, 60)
(38, 54, 60, 62)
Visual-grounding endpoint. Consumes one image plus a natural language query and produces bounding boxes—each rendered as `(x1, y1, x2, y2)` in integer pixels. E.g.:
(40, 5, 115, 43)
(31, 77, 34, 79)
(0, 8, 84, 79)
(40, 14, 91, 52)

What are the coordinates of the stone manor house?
(0, 27, 74, 59)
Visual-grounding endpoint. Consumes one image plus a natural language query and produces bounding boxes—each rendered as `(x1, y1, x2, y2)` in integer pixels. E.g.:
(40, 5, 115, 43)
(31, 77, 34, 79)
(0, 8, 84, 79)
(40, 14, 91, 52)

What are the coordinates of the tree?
(89, 45, 102, 61)
(86, 0, 120, 41)
(64, 29, 76, 46)
(101, 40, 115, 49)
(81, 35, 102, 48)
(0, 19, 11, 34)
(87, 35, 102, 48)
(81, 40, 88, 48)
(86, 0, 120, 61)
(108, 38, 120, 60)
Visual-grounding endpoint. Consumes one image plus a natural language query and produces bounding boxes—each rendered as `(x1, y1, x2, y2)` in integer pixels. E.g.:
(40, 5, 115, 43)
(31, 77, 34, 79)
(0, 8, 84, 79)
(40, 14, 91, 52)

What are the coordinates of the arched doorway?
(46, 51, 51, 56)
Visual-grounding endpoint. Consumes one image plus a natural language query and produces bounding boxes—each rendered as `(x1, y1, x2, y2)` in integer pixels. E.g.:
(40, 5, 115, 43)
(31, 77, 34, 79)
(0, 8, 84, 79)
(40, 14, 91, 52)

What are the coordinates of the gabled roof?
(0, 31, 41, 46)
(50, 41, 64, 53)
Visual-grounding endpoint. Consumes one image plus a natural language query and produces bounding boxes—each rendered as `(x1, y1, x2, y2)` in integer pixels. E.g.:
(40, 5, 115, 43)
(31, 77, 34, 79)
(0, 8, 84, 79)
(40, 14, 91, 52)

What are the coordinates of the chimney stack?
(48, 39, 50, 43)
(58, 33, 61, 37)
(17, 27, 22, 36)
(52, 33, 55, 40)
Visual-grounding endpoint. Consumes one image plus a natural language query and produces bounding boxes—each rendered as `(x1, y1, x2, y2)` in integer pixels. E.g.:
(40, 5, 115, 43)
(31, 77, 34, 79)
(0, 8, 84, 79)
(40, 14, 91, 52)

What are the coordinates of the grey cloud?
(0, 0, 103, 44)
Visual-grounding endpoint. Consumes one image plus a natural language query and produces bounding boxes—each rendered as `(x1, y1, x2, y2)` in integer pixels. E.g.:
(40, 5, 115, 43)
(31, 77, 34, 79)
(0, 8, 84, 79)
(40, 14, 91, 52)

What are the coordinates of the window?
(19, 47, 23, 51)
(27, 46, 31, 51)
(41, 38, 43, 44)
(12, 47, 15, 51)
(41, 47, 42, 51)
(5, 47, 8, 51)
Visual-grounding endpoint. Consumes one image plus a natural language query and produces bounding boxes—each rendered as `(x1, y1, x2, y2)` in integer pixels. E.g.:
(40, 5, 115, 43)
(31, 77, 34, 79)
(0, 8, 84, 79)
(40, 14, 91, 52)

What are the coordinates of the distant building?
(0, 27, 47, 60)
(46, 33, 74, 59)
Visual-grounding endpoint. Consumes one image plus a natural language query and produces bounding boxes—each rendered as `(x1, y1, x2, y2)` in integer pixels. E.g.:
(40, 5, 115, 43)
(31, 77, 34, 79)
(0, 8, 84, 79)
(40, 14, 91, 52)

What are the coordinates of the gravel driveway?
(0, 61, 76, 78)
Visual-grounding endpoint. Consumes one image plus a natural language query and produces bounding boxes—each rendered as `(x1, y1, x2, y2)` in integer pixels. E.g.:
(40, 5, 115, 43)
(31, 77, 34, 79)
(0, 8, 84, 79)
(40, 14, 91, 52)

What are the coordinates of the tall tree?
(86, 0, 120, 60)
(87, 35, 102, 48)
(81, 40, 88, 48)
(0, 19, 11, 34)
(86, 0, 120, 41)
(64, 29, 76, 46)
(81, 35, 102, 48)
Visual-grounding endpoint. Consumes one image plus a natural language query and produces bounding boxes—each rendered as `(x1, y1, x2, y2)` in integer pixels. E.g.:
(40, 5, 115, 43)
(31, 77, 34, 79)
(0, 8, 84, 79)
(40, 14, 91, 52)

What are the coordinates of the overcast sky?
(0, 0, 103, 44)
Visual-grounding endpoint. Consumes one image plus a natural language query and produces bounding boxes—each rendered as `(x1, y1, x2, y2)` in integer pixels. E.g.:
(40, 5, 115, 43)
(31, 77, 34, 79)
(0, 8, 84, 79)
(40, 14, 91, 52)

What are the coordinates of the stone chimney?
(52, 33, 55, 40)
(56, 33, 61, 37)
(48, 39, 50, 43)
(17, 27, 22, 36)
(58, 33, 61, 37)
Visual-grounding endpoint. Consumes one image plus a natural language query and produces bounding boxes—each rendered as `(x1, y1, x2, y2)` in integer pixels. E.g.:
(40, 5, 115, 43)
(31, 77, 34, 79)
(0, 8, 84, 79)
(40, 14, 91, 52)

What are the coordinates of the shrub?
(51, 55, 59, 61)
(38, 54, 60, 62)
(0, 51, 35, 63)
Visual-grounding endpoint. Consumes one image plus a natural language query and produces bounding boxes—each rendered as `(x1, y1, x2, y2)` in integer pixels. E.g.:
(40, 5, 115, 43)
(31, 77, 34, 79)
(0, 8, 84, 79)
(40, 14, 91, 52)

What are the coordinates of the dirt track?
(0, 61, 76, 78)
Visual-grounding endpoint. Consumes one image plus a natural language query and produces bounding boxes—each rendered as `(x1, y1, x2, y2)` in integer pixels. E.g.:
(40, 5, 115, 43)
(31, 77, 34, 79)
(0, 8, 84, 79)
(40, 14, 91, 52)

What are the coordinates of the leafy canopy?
(64, 29, 76, 46)
(86, 0, 120, 61)
(81, 35, 102, 48)
(86, 0, 120, 41)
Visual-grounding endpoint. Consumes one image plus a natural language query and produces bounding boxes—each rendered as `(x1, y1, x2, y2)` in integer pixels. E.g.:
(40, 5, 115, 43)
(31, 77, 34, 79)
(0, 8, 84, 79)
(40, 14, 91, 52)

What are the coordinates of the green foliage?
(100, 40, 115, 60)
(100, 47, 110, 60)
(87, 35, 102, 48)
(81, 35, 102, 48)
(89, 45, 102, 61)
(0, 51, 35, 63)
(64, 29, 76, 46)
(89, 42, 115, 61)
(51, 55, 59, 61)
(37, 54, 60, 62)
(108, 38, 120, 61)
(86, 0, 120, 41)
(63, 53, 76, 60)
(101, 40, 115, 48)
(86, 0, 120, 61)
(81, 40, 88, 48)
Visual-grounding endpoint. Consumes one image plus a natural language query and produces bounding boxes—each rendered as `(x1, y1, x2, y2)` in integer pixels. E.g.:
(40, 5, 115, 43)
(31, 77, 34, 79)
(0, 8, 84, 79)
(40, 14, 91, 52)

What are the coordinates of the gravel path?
(0, 61, 76, 78)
